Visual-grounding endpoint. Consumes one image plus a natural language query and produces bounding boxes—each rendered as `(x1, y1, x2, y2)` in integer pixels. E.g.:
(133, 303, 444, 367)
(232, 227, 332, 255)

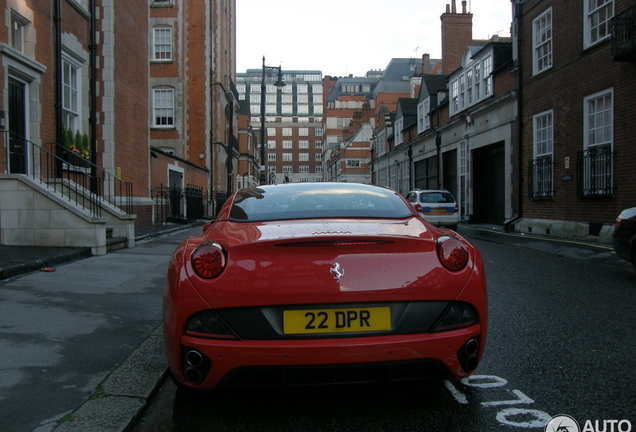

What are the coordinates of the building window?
(283, 165, 293, 173)
(10, 14, 26, 52)
(62, 58, 80, 130)
(451, 79, 459, 114)
(395, 117, 404, 145)
(466, 69, 473, 105)
(474, 63, 481, 100)
(347, 160, 361, 168)
(315, 128, 323, 136)
(282, 140, 293, 149)
(315, 165, 323, 174)
(268, 140, 276, 149)
(297, 84, 308, 93)
(581, 89, 614, 196)
(153, 27, 172, 61)
(299, 140, 309, 149)
(459, 140, 467, 176)
(266, 94, 276, 103)
(299, 165, 309, 174)
(250, 94, 261, 103)
(299, 128, 309, 136)
(459, 75, 465, 110)
(153, 88, 174, 127)
(282, 94, 292, 104)
(585, 0, 614, 47)
(299, 153, 309, 161)
(266, 104, 277, 114)
(314, 105, 323, 114)
(417, 98, 430, 133)
(315, 153, 322, 161)
(282, 128, 292, 136)
(482, 56, 492, 96)
(312, 84, 322, 94)
(298, 105, 309, 114)
(533, 8, 552, 75)
(298, 94, 309, 103)
(282, 153, 293, 162)
(267, 127, 276, 136)
(531, 110, 554, 198)
(268, 153, 276, 162)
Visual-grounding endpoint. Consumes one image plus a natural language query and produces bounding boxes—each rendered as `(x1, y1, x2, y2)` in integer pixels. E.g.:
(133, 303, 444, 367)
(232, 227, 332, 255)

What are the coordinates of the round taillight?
(191, 242, 226, 279)
(437, 236, 469, 271)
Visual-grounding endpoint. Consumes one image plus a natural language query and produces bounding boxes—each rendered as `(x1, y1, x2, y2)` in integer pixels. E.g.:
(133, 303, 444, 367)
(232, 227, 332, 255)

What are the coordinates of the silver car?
(407, 189, 460, 231)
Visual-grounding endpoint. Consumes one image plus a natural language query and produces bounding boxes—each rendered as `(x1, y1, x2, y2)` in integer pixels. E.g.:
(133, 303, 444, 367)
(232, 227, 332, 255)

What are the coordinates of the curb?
(50, 325, 168, 432)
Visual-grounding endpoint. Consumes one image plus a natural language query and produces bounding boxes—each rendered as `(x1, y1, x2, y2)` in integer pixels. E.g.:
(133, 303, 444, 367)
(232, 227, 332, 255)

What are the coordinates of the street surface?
(133, 225, 636, 432)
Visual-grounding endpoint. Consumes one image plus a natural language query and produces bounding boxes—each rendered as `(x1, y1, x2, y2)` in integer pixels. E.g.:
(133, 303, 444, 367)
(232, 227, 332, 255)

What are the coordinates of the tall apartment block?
(236, 69, 324, 184)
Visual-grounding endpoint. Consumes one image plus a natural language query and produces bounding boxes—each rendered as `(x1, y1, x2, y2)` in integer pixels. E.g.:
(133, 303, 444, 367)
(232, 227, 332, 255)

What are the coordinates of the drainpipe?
(89, 0, 98, 194)
(54, 0, 63, 153)
(505, 0, 524, 233)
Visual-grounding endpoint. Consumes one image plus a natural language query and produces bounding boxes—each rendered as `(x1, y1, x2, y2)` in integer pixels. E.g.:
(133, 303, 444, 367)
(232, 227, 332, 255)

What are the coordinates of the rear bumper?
(419, 212, 460, 227)
(175, 324, 483, 390)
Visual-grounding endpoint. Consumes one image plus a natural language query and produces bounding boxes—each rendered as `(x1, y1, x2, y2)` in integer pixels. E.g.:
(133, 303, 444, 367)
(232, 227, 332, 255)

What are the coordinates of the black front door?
(8, 78, 27, 174)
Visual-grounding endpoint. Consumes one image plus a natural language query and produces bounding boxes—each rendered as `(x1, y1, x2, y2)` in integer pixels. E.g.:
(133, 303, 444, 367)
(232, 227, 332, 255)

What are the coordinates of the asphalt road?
(132, 226, 636, 432)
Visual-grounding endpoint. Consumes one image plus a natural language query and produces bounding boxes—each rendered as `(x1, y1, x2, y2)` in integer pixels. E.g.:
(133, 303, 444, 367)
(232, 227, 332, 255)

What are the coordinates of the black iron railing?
(4, 131, 133, 217)
(577, 144, 615, 197)
(612, 4, 636, 61)
(152, 184, 206, 224)
(528, 156, 555, 199)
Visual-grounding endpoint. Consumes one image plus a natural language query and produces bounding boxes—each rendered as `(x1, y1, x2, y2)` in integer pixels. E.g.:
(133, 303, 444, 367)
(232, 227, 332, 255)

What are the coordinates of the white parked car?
(406, 189, 460, 231)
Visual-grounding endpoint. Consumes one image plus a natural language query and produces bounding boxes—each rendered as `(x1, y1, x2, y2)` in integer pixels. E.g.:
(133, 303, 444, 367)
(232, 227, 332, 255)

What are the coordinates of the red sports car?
(164, 182, 487, 391)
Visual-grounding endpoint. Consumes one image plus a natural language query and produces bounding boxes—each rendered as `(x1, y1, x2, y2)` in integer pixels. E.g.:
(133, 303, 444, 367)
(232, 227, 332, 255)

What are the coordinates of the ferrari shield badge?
(330, 262, 345, 282)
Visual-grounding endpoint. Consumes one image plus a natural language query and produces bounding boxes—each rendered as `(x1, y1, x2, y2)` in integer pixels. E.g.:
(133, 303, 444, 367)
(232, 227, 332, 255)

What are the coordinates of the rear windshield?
(229, 184, 413, 222)
(418, 192, 455, 204)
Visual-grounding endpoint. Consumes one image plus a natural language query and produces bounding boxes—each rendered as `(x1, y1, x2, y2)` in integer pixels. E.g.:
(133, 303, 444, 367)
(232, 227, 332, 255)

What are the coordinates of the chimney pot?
(462, 0, 467, 13)
(452, 0, 456, 13)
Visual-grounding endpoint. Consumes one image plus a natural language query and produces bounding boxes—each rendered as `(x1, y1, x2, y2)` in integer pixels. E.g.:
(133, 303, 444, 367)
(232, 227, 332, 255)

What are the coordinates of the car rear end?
(408, 190, 460, 230)
(164, 216, 487, 391)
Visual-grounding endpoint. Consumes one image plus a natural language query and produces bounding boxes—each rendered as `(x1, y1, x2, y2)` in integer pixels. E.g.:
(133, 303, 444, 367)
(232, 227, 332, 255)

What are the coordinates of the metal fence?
(152, 184, 208, 224)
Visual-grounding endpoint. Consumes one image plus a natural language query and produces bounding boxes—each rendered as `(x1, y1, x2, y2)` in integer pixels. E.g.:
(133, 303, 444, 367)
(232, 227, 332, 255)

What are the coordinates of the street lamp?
(259, 56, 285, 185)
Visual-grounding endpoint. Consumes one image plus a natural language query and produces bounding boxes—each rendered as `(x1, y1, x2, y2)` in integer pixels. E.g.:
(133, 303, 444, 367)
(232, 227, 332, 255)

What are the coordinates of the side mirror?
(202, 220, 214, 232)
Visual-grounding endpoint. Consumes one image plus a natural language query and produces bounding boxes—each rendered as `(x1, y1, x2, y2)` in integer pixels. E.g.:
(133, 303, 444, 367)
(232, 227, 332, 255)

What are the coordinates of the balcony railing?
(4, 131, 133, 217)
(611, 4, 636, 61)
(577, 144, 615, 198)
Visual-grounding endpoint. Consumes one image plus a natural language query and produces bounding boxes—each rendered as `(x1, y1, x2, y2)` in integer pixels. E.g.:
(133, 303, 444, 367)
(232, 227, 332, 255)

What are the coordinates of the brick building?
(515, 0, 636, 242)
(0, 0, 237, 253)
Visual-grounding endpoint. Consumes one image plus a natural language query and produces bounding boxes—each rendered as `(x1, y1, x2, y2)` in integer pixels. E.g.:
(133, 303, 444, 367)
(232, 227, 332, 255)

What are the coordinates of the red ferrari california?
(164, 182, 487, 391)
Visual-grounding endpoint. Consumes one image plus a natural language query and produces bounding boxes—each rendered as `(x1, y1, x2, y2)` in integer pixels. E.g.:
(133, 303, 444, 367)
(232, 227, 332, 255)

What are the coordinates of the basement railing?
(4, 131, 133, 217)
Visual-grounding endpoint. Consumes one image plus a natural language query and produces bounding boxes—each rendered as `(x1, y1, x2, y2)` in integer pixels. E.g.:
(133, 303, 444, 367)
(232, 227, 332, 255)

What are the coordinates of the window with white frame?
(283, 165, 293, 173)
(482, 56, 492, 96)
(266, 104, 276, 114)
(268, 141, 276, 150)
(459, 140, 467, 176)
(153, 27, 172, 61)
(62, 57, 81, 130)
(282, 128, 292, 136)
(474, 63, 481, 100)
(533, 8, 552, 75)
(466, 69, 473, 105)
(451, 80, 459, 113)
(582, 89, 614, 195)
(299, 128, 309, 136)
(266, 94, 276, 103)
(315, 165, 323, 173)
(250, 84, 260, 93)
(299, 153, 309, 161)
(297, 84, 308, 93)
(298, 94, 309, 103)
(267, 127, 276, 136)
(268, 153, 276, 162)
(299, 165, 309, 173)
(251, 104, 260, 115)
(314, 105, 323, 114)
(347, 159, 361, 168)
(584, 0, 614, 48)
(10, 13, 26, 52)
(282, 94, 292, 104)
(312, 84, 322, 93)
(459, 75, 466, 110)
(417, 98, 430, 133)
(250, 94, 261, 103)
(315, 140, 323, 149)
(532, 110, 554, 197)
(153, 88, 174, 127)
(282, 105, 293, 114)
(315, 128, 323, 136)
(298, 105, 309, 114)
(299, 140, 309, 149)
(283, 153, 293, 162)
(313, 94, 323, 104)
(315, 152, 322, 161)
(282, 140, 293, 149)
(395, 117, 404, 145)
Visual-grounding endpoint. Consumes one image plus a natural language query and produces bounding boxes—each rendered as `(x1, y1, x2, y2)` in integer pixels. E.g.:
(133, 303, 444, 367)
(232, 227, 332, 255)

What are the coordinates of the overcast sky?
(236, 0, 513, 78)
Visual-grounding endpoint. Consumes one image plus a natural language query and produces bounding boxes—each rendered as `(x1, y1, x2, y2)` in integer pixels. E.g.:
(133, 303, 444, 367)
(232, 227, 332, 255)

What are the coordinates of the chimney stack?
(440, 2, 473, 74)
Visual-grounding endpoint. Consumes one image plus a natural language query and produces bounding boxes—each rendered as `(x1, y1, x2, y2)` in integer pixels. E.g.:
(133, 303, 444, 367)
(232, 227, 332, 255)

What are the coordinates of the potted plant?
(62, 128, 91, 168)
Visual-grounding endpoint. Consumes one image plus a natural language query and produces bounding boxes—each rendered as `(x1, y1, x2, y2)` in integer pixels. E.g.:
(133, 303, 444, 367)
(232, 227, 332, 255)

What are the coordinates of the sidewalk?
(0, 222, 203, 432)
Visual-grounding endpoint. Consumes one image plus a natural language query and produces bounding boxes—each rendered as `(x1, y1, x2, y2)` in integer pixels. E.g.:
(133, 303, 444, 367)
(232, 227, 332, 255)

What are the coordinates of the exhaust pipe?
(182, 348, 210, 385)
(458, 337, 480, 372)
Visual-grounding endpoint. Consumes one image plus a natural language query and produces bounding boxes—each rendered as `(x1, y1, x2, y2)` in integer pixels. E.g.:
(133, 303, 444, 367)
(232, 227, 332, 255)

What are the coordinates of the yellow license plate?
(431, 208, 448, 213)
(283, 307, 391, 334)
